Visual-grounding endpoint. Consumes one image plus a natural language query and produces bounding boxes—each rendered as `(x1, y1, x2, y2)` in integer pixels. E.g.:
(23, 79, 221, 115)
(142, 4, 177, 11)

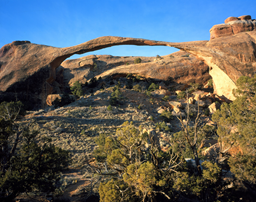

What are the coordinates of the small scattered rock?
(169, 101, 182, 108)
(208, 102, 220, 114)
(195, 100, 206, 107)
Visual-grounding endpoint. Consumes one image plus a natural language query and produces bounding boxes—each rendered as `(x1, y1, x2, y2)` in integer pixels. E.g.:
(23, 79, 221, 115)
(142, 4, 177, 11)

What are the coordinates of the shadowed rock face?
(171, 31, 256, 100)
(0, 37, 171, 107)
(1, 16, 256, 107)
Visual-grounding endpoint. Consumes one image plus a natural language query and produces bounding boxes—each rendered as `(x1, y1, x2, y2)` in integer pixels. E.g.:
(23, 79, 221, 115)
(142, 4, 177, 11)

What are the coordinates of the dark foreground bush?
(0, 101, 70, 202)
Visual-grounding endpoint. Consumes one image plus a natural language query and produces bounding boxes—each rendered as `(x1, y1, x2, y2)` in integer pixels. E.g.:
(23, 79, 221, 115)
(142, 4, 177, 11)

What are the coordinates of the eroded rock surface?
(210, 15, 256, 39)
(1, 15, 256, 106)
(167, 29, 256, 100)
(59, 51, 210, 87)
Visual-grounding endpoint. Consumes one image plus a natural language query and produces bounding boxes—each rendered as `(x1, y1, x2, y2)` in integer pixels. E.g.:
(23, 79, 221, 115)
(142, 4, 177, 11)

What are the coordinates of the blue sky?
(1, 0, 255, 59)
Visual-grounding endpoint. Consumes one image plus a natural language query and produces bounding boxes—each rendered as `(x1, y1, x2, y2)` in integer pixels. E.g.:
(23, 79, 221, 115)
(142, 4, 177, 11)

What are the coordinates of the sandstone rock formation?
(0, 38, 169, 108)
(59, 51, 210, 87)
(0, 38, 209, 108)
(1, 15, 256, 107)
(210, 15, 256, 39)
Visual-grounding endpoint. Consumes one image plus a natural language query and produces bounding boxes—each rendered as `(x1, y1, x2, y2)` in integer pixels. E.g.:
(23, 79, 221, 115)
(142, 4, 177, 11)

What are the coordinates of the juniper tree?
(94, 122, 183, 202)
(212, 75, 256, 195)
(94, 121, 223, 202)
(70, 81, 83, 97)
(0, 101, 70, 201)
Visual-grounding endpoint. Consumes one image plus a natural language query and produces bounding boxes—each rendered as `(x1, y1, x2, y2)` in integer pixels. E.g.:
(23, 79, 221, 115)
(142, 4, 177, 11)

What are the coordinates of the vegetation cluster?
(1, 74, 256, 201)
(93, 75, 256, 202)
(0, 102, 70, 202)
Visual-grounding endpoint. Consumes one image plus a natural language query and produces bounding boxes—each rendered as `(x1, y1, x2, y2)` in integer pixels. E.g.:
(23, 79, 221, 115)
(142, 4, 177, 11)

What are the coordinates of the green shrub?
(93, 62, 98, 71)
(190, 82, 201, 91)
(145, 90, 151, 97)
(160, 110, 173, 121)
(156, 121, 171, 131)
(204, 108, 210, 116)
(107, 105, 113, 111)
(177, 91, 186, 99)
(0, 101, 25, 120)
(126, 79, 133, 89)
(126, 73, 133, 79)
(70, 81, 83, 97)
(156, 55, 161, 59)
(80, 129, 86, 135)
(136, 75, 141, 80)
(133, 84, 142, 92)
(110, 85, 123, 106)
(187, 83, 201, 94)
(162, 95, 169, 101)
(212, 75, 256, 187)
(134, 57, 142, 64)
(94, 122, 182, 202)
(207, 79, 213, 87)
(88, 77, 98, 88)
(147, 83, 159, 92)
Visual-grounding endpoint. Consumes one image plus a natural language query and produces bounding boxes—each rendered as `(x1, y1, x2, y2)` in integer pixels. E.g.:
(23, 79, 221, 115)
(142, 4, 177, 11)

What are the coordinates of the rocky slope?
(16, 78, 218, 201)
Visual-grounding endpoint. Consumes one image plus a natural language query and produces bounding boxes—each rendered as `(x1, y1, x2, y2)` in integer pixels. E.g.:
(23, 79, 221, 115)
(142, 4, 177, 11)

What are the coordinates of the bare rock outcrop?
(167, 22, 256, 100)
(0, 37, 172, 107)
(59, 51, 210, 87)
(1, 15, 256, 107)
(0, 37, 210, 108)
(210, 15, 256, 40)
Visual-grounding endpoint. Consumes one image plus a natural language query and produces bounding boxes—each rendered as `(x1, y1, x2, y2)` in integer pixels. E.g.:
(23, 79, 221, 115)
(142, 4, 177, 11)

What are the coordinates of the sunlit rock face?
(210, 15, 256, 40)
(1, 15, 256, 107)
(59, 51, 210, 87)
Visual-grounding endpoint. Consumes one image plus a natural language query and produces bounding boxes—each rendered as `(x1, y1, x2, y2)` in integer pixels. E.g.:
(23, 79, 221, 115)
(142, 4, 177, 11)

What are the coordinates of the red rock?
(224, 16, 239, 24)
(1, 15, 256, 106)
(0, 39, 210, 108)
(238, 15, 251, 20)
(231, 20, 255, 34)
(210, 15, 256, 39)
(46, 94, 62, 106)
(210, 24, 233, 39)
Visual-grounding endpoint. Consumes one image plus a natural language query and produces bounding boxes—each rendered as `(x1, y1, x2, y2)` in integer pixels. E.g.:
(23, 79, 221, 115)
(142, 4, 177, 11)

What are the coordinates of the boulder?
(208, 102, 220, 114)
(169, 101, 182, 108)
(151, 89, 171, 98)
(202, 143, 220, 159)
(173, 106, 181, 114)
(210, 15, 255, 39)
(157, 106, 165, 114)
(195, 100, 206, 107)
(188, 97, 194, 104)
(46, 94, 62, 106)
(224, 17, 239, 24)
(238, 15, 251, 21)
